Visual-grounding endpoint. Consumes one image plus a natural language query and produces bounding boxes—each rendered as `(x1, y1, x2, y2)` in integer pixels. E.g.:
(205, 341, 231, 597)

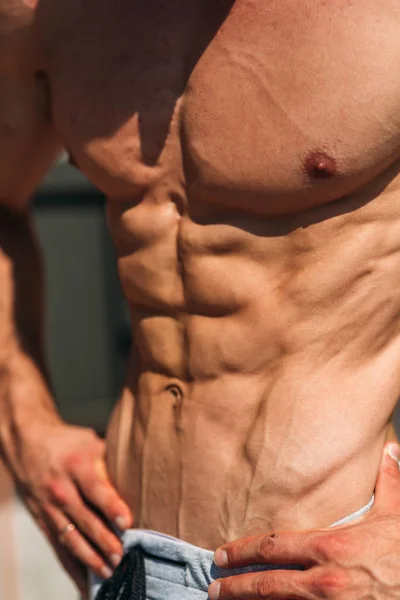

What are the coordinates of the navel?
(305, 151, 338, 179)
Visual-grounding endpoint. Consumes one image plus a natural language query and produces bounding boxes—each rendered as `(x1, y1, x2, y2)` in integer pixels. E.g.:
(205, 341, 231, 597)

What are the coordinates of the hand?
(209, 442, 400, 600)
(9, 421, 133, 598)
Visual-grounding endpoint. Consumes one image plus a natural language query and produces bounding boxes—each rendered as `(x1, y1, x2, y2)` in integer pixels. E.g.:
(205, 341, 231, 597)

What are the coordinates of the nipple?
(305, 151, 337, 179)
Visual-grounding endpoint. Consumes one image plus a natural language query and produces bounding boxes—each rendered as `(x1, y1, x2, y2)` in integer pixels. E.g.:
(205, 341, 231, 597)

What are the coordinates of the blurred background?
(1, 157, 400, 600)
(0, 157, 130, 600)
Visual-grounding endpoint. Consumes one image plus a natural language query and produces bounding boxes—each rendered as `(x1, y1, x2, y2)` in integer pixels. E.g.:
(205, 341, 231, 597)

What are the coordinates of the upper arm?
(0, 3, 60, 364)
(0, 1, 61, 211)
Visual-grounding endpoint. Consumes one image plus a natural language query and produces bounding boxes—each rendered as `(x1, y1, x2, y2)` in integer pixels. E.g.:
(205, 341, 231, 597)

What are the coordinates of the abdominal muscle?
(105, 186, 400, 550)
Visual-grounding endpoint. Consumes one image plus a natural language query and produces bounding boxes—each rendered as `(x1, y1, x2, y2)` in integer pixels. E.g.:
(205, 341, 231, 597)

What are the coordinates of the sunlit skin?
(0, 0, 400, 598)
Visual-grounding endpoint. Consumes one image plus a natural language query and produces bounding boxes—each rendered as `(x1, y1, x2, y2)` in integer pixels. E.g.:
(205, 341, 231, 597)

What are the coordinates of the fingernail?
(110, 554, 122, 568)
(386, 443, 400, 465)
(208, 581, 221, 600)
(101, 566, 113, 580)
(115, 516, 128, 530)
(214, 548, 228, 567)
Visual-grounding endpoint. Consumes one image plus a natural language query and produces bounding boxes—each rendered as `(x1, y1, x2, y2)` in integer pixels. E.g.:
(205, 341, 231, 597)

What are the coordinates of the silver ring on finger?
(58, 522, 76, 544)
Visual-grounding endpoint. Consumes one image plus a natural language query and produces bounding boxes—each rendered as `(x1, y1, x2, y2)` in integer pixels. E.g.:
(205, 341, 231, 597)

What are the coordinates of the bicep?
(0, 70, 61, 209)
(0, 71, 58, 354)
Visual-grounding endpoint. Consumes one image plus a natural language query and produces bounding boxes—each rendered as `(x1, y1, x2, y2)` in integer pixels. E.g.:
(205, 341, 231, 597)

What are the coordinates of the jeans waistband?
(90, 495, 374, 599)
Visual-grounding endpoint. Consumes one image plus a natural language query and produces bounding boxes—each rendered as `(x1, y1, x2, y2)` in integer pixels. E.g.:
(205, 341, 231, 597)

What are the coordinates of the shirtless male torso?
(1, 0, 400, 598)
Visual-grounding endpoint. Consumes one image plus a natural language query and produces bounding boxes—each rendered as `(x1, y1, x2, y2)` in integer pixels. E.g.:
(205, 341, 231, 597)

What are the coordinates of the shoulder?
(0, 1, 62, 208)
(0, 0, 67, 71)
(0, 0, 40, 72)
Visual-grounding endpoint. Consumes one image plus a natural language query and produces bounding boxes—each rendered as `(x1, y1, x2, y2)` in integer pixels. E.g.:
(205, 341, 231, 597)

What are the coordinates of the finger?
(209, 569, 309, 600)
(210, 565, 353, 600)
(214, 531, 317, 569)
(73, 459, 133, 531)
(374, 443, 400, 513)
(44, 504, 114, 580)
(46, 477, 124, 566)
(63, 486, 124, 567)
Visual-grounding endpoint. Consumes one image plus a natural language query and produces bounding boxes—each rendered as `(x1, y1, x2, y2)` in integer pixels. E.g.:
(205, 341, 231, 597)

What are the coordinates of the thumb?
(374, 442, 400, 512)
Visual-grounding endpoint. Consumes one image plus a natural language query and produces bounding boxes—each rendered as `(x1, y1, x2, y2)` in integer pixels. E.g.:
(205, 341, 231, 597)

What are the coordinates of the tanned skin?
(1, 0, 400, 597)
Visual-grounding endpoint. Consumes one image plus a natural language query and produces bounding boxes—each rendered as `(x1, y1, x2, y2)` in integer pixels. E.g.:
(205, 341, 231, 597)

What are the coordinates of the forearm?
(0, 209, 131, 591)
(0, 205, 61, 473)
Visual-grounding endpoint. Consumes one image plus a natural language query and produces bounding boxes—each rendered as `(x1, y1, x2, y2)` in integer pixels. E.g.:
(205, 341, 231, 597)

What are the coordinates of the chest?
(46, 0, 400, 213)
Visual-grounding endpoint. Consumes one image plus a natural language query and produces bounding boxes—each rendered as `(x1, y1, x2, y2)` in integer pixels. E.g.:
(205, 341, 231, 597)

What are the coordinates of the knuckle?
(227, 538, 250, 563)
(78, 516, 118, 552)
(78, 472, 97, 490)
(220, 579, 235, 600)
(65, 452, 85, 471)
(256, 575, 272, 598)
(260, 533, 279, 559)
(45, 480, 69, 507)
(63, 533, 100, 573)
(312, 569, 347, 598)
(82, 482, 107, 505)
(93, 489, 119, 512)
(78, 514, 94, 534)
(80, 464, 108, 489)
(312, 533, 349, 563)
